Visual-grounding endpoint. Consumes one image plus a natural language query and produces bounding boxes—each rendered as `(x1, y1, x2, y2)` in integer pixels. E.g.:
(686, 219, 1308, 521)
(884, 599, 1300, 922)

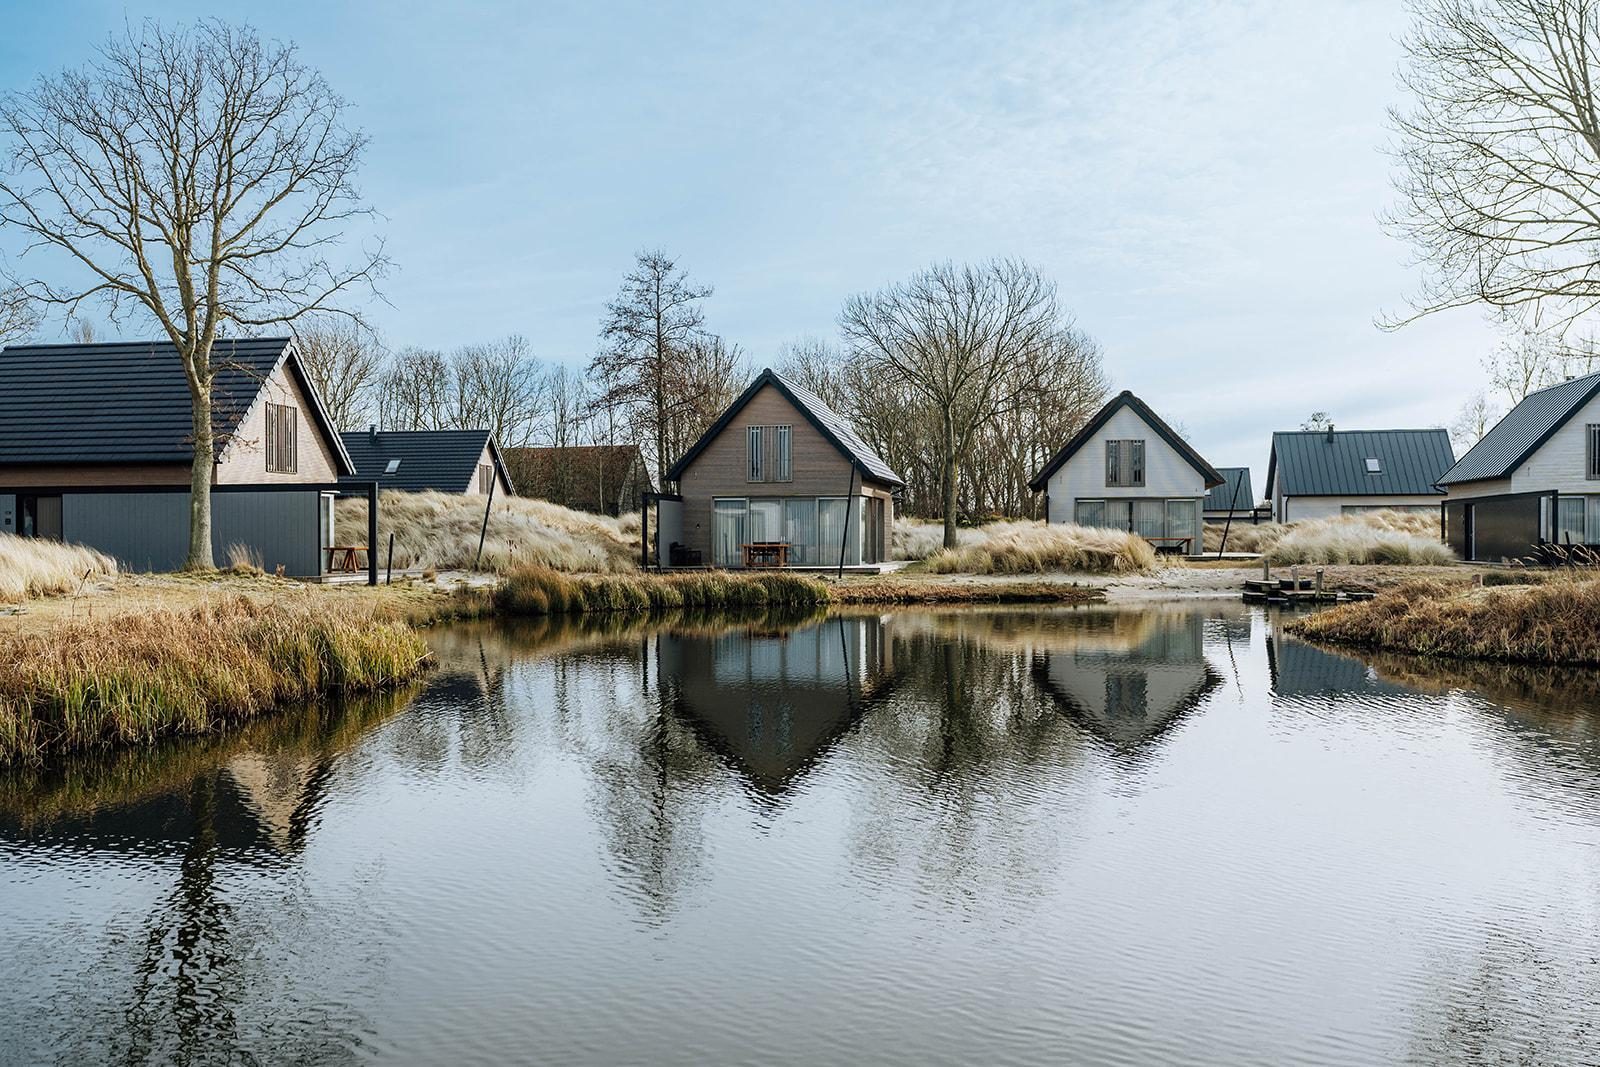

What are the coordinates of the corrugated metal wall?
(55, 490, 324, 576)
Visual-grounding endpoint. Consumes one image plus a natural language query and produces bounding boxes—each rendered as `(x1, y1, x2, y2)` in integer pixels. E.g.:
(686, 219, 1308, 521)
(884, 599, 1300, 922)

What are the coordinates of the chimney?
(368, 423, 378, 441)
(1326, 424, 1335, 444)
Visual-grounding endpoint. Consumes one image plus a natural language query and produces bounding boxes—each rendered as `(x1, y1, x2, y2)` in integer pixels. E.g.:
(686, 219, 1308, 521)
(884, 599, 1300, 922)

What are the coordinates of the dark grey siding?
(0, 494, 14, 534)
(1444, 492, 1545, 562)
(53, 490, 325, 576)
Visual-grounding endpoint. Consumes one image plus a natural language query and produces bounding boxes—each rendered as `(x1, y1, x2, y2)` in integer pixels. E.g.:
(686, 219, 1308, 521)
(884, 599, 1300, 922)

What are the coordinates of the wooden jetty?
(1242, 564, 1376, 605)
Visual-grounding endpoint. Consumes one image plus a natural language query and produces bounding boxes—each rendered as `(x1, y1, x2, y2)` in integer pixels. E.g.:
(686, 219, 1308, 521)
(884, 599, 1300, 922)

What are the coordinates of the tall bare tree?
(1451, 389, 1501, 453)
(661, 333, 746, 465)
(0, 281, 34, 344)
(294, 317, 384, 430)
(449, 334, 546, 446)
(378, 346, 450, 430)
(0, 20, 384, 568)
(591, 249, 712, 482)
(1386, 0, 1600, 328)
(841, 259, 1061, 548)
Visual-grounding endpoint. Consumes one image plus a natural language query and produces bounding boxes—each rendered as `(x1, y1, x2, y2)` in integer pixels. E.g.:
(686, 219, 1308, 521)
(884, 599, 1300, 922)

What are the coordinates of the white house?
(1265, 428, 1453, 523)
(1437, 370, 1600, 561)
(1028, 390, 1223, 556)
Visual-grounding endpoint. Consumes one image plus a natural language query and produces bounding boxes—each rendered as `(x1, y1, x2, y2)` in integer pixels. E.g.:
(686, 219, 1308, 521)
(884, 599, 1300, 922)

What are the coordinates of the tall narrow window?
(1106, 439, 1144, 487)
(1587, 425, 1600, 480)
(775, 425, 792, 481)
(265, 402, 298, 474)
(479, 464, 494, 492)
(747, 425, 765, 482)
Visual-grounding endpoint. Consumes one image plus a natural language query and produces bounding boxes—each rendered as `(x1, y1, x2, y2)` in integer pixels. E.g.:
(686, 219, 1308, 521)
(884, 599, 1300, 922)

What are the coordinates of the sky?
(0, 0, 1501, 495)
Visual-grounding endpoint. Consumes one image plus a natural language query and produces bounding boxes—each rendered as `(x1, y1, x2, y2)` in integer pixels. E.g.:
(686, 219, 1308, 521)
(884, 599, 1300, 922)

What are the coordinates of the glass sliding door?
(748, 499, 782, 543)
(713, 499, 747, 567)
(1166, 499, 1198, 548)
(784, 498, 819, 564)
(1132, 499, 1165, 539)
(818, 497, 861, 567)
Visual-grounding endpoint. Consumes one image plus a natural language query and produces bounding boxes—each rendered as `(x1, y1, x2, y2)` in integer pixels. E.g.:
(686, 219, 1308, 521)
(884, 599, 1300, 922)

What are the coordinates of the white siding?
(1044, 405, 1208, 555)
(1442, 478, 1513, 501)
(1509, 392, 1600, 494)
(1278, 494, 1443, 521)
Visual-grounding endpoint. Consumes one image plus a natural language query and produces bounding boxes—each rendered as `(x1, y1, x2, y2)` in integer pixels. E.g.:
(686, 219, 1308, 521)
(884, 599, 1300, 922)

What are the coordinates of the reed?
(336, 490, 638, 574)
(0, 594, 432, 764)
(0, 532, 117, 602)
(1203, 510, 1451, 565)
(921, 521, 1157, 574)
(495, 566, 831, 616)
(1287, 573, 1600, 666)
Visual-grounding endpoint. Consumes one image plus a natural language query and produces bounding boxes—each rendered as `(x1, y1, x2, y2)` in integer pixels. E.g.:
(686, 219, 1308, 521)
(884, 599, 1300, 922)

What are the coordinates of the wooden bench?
(1144, 536, 1193, 556)
(327, 545, 368, 573)
(742, 541, 790, 568)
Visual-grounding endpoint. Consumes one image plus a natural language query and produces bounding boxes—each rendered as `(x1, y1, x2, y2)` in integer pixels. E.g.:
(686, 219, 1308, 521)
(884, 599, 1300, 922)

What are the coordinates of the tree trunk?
(185, 374, 215, 571)
(942, 418, 959, 550)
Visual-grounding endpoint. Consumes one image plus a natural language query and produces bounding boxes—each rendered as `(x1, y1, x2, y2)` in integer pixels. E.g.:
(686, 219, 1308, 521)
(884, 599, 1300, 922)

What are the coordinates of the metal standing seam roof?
(664, 368, 904, 486)
(0, 336, 353, 473)
(339, 429, 511, 493)
(1438, 371, 1600, 485)
(1268, 429, 1454, 498)
(1203, 467, 1255, 512)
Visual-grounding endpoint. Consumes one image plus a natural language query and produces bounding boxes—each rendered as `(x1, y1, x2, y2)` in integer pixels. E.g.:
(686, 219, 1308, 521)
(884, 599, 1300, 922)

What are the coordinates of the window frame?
(479, 464, 494, 493)
(264, 402, 298, 474)
(1105, 439, 1145, 488)
(774, 424, 792, 482)
(747, 425, 765, 482)
(1587, 425, 1600, 480)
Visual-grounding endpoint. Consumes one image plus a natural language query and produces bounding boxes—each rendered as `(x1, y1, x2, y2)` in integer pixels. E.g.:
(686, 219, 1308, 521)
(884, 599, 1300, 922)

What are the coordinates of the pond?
(3, 604, 1600, 1066)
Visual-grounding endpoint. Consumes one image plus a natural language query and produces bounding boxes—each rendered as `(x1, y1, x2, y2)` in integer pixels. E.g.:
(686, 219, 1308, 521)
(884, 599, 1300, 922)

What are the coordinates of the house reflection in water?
(1267, 631, 1416, 705)
(1031, 609, 1220, 750)
(656, 615, 897, 793)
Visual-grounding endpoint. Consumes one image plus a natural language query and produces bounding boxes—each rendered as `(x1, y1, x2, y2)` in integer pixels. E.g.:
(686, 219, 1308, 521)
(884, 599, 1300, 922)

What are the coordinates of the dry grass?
(495, 566, 831, 616)
(830, 577, 1103, 604)
(336, 490, 638, 574)
(0, 594, 431, 764)
(916, 520, 1158, 574)
(1288, 573, 1600, 666)
(0, 532, 117, 603)
(1203, 510, 1450, 565)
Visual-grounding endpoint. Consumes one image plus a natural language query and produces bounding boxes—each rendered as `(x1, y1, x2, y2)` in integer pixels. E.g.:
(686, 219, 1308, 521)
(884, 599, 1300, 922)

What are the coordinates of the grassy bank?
(0, 595, 431, 765)
(1287, 574, 1600, 666)
(831, 576, 1102, 604)
(1204, 510, 1451, 565)
(336, 490, 639, 574)
(494, 567, 830, 616)
(0, 532, 117, 602)
(896, 518, 1156, 573)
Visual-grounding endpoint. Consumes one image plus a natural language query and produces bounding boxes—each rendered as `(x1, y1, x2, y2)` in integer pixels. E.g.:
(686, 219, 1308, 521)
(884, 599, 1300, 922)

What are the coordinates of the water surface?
(3, 604, 1600, 1066)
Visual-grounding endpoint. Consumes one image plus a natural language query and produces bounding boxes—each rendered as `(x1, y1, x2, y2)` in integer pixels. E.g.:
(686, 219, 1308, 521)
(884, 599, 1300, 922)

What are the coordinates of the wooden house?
(656, 369, 902, 568)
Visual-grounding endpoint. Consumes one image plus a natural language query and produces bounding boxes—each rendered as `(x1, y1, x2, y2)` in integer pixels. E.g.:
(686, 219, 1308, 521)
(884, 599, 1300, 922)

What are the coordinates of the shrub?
(920, 521, 1157, 574)
(1203, 510, 1450, 565)
(1288, 573, 1600, 665)
(494, 567, 830, 616)
(0, 594, 431, 764)
(0, 532, 117, 603)
(336, 490, 637, 574)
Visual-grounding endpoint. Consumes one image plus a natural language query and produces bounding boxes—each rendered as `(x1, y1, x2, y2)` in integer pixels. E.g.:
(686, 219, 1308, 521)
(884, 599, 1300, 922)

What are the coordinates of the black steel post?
(367, 481, 379, 586)
(475, 473, 497, 569)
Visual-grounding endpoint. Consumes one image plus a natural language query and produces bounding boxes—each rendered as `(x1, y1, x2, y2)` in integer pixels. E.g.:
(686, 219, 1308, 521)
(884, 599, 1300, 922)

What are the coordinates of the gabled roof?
(664, 368, 903, 486)
(1267, 428, 1453, 498)
(1204, 467, 1255, 512)
(0, 336, 353, 474)
(339, 429, 511, 493)
(1028, 390, 1223, 492)
(1438, 372, 1600, 485)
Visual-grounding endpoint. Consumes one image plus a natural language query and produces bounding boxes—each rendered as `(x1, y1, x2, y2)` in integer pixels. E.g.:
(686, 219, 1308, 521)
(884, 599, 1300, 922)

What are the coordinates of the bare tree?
(1451, 389, 1501, 453)
(0, 20, 385, 568)
(0, 282, 35, 344)
(1386, 0, 1600, 327)
(1301, 411, 1334, 431)
(545, 364, 592, 449)
(448, 334, 546, 446)
(591, 249, 712, 481)
(841, 259, 1061, 548)
(294, 316, 384, 430)
(379, 347, 450, 430)
(1485, 323, 1561, 403)
(662, 333, 746, 465)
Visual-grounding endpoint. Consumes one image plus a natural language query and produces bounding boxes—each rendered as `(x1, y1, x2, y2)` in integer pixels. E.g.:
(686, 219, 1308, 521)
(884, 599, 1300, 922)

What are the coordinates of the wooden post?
(1315, 567, 1324, 600)
(366, 482, 378, 587)
(1262, 554, 1270, 581)
(474, 471, 497, 569)
(641, 493, 650, 570)
(1291, 564, 1299, 592)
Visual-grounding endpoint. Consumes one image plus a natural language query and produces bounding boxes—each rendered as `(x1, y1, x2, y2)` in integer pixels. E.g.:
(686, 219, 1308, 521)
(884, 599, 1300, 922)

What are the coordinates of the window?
(1106, 439, 1145, 487)
(1588, 425, 1600, 480)
(713, 499, 748, 567)
(479, 464, 494, 493)
(384, 458, 402, 475)
(775, 425, 792, 481)
(265, 402, 298, 473)
(1075, 499, 1106, 527)
(1365, 457, 1382, 474)
(1558, 496, 1587, 544)
(747, 426, 765, 481)
(746, 425, 792, 482)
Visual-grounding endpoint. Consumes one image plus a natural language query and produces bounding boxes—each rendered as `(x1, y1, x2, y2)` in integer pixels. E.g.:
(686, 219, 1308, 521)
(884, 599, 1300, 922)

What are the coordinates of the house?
(1202, 466, 1256, 521)
(1028, 390, 1222, 556)
(0, 337, 352, 576)
(1266, 427, 1454, 522)
(1436, 371, 1600, 561)
(500, 443, 652, 516)
(656, 368, 902, 568)
(339, 428, 513, 497)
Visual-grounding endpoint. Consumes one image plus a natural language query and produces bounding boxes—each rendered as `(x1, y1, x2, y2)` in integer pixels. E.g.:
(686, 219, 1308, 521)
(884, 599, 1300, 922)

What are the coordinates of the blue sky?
(0, 0, 1497, 490)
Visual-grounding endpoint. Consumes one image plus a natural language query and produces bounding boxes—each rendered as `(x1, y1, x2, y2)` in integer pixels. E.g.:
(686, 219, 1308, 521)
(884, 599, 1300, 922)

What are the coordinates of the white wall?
(1277, 494, 1443, 522)
(1510, 392, 1600, 495)
(1045, 405, 1209, 523)
(1442, 478, 1512, 501)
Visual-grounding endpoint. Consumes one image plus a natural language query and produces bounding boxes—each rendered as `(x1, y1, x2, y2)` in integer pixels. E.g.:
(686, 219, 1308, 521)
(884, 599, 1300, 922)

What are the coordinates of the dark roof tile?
(1268, 429, 1453, 497)
(339, 429, 509, 493)
(1438, 373, 1600, 485)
